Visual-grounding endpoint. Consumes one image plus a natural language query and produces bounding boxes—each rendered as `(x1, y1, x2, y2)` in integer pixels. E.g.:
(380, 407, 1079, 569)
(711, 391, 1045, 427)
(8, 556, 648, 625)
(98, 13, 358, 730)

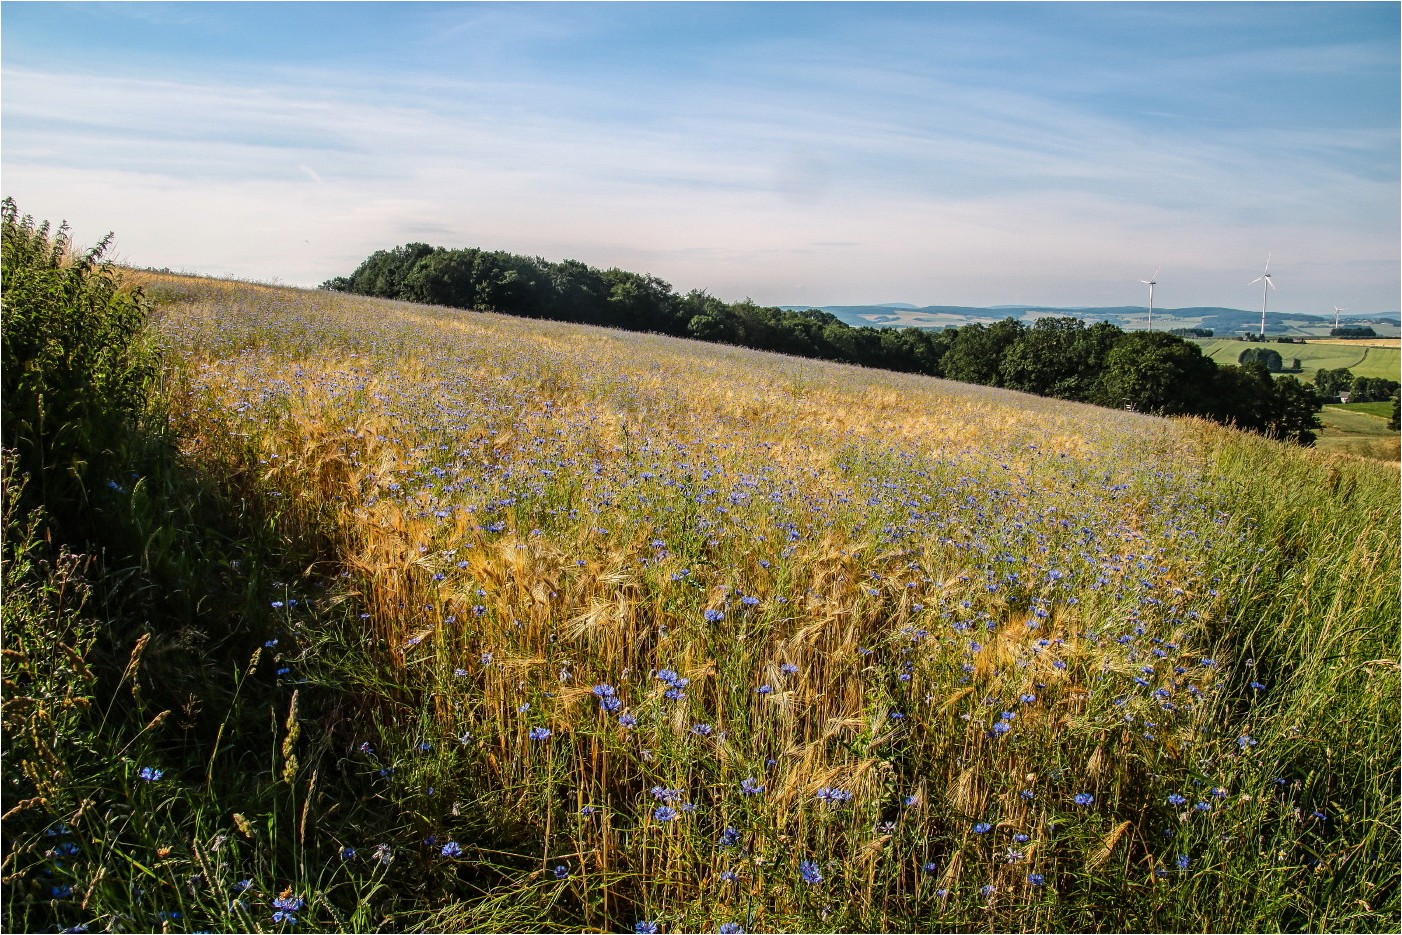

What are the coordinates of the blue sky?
(3, 2, 1398, 312)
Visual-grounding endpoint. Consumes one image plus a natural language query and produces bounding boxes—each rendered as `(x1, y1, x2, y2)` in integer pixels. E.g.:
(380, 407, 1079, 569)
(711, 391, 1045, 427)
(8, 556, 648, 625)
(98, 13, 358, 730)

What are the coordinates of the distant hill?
(780, 304, 1402, 336)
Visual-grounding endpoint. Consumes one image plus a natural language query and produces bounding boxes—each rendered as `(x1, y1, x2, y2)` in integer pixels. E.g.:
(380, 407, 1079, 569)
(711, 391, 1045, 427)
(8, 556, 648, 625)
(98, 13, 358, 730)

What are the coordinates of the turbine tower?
(1249, 255, 1274, 337)
(1140, 268, 1160, 331)
(1333, 306, 1347, 328)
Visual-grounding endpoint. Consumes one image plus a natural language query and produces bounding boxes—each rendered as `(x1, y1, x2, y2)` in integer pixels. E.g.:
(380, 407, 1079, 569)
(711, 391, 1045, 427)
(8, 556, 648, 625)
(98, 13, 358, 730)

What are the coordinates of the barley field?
(8, 270, 1398, 934)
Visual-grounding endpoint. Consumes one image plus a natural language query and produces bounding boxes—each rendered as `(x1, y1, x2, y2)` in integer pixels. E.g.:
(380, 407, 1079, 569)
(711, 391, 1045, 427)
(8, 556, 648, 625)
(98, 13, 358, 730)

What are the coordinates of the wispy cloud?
(1, 3, 1395, 310)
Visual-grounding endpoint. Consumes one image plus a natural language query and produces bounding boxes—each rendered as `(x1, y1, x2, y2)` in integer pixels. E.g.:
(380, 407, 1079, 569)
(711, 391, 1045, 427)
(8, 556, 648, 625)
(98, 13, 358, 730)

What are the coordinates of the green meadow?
(4, 214, 1399, 933)
(1196, 338, 1401, 380)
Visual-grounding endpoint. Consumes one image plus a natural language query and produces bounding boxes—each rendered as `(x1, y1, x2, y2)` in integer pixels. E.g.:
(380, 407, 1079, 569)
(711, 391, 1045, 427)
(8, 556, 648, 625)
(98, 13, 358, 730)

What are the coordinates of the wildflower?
(480, 652, 493, 665)
(902, 795, 917, 807)
(740, 777, 764, 796)
(619, 714, 638, 728)
(1167, 793, 1186, 806)
(653, 806, 679, 822)
(656, 668, 679, 683)
(51, 884, 73, 900)
(779, 663, 798, 676)
(271, 892, 304, 924)
(704, 609, 724, 623)
(553, 865, 570, 880)
(340, 846, 356, 860)
(991, 720, 1011, 736)
(372, 843, 393, 865)
(1194, 801, 1212, 812)
(1020, 789, 1035, 800)
(1073, 793, 1094, 806)
(719, 826, 740, 847)
(973, 822, 993, 834)
(634, 922, 659, 934)
(441, 841, 462, 858)
(663, 687, 686, 701)
(816, 787, 853, 803)
(529, 727, 552, 741)
(600, 696, 622, 712)
(755, 684, 773, 694)
(1013, 833, 1029, 843)
(580, 805, 596, 816)
(1028, 873, 1046, 886)
(798, 859, 823, 884)
(922, 861, 938, 873)
(1237, 734, 1257, 750)
(650, 786, 685, 802)
(691, 723, 713, 736)
(234, 879, 253, 892)
(1249, 681, 1266, 691)
(138, 767, 164, 782)
(518, 703, 530, 713)
(740, 595, 759, 606)
(417, 741, 432, 752)
(1019, 693, 1036, 703)
(719, 924, 744, 934)
(719, 870, 739, 882)
(453, 667, 468, 678)
(980, 884, 996, 897)
(591, 684, 616, 698)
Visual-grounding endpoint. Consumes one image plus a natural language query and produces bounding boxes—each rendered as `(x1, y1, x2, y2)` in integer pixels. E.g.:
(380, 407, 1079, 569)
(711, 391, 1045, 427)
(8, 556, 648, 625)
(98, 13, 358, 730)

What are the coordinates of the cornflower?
(798, 860, 823, 884)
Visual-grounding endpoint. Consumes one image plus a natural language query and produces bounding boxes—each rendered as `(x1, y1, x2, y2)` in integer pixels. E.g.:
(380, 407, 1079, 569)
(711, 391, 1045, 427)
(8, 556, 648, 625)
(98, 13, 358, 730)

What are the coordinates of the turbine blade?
(1266, 278, 1276, 290)
(1249, 276, 1263, 285)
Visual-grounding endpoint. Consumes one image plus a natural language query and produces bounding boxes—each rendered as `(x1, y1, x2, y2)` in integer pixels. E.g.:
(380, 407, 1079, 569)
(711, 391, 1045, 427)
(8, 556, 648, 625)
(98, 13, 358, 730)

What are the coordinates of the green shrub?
(1, 198, 159, 533)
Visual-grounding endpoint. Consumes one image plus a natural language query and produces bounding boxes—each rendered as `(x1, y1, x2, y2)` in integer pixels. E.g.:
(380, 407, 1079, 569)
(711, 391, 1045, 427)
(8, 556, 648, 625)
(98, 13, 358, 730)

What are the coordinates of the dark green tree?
(1237, 347, 1284, 372)
(1099, 331, 1217, 414)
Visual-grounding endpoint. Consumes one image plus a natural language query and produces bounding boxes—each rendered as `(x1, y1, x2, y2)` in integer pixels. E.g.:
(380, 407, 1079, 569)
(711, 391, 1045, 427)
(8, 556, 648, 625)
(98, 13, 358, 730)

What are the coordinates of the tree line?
(323, 243, 1324, 445)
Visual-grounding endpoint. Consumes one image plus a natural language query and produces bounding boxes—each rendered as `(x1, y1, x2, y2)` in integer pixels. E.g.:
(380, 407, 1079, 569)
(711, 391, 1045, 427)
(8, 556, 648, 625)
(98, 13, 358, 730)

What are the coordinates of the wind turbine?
(1139, 268, 1160, 331)
(1332, 306, 1347, 328)
(1249, 255, 1274, 337)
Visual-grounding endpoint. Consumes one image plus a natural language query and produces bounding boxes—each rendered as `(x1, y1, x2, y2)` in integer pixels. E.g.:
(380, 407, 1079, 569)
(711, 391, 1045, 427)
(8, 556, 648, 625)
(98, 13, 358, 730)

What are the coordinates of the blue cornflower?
(1073, 793, 1094, 806)
(651, 786, 685, 802)
(518, 703, 530, 713)
(755, 684, 773, 694)
(340, 846, 356, 860)
(653, 806, 679, 822)
(798, 860, 823, 884)
(973, 822, 993, 834)
(453, 668, 468, 678)
(719, 924, 744, 934)
(1194, 801, 1212, 812)
(902, 795, 917, 806)
(740, 777, 764, 795)
(1028, 873, 1046, 886)
(271, 892, 304, 924)
(138, 766, 164, 782)
(529, 727, 552, 741)
(1237, 734, 1257, 750)
(922, 861, 938, 873)
(553, 865, 569, 880)
(779, 663, 798, 675)
(591, 684, 616, 698)
(663, 687, 686, 701)
(980, 884, 996, 897)
(656, 668, 679, 683)
(618, 714, 637, 728)
(1013, 833, 1030, 843)
(691, 723, 713, 736)
(815, 787, 853, 803)
(634, 922, 659, 934)
(50, 884, 73, 899)
(1167, 793, 1187, 806)
(991, 721, 1011, 736)
(704, 609, 724, 623)
(1176, 854, 1191, 870)
(1249, 681, 1266, 690)
(581, 805, 597, 816)
(740, 595, 759, 606)
(1019, 693, 1036, 703)
(718, 826, 740, 847)
(441, 841, 462, 858)
(234, 879, 253, 892)
(719, 870, 739, 882)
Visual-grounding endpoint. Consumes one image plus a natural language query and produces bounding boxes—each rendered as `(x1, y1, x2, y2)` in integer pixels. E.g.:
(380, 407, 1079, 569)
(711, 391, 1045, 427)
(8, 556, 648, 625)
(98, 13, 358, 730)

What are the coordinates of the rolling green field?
(1315, 403, 1400, 461)
(5, 255, 1400, 933)
(1195, 338, 1401, 380)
